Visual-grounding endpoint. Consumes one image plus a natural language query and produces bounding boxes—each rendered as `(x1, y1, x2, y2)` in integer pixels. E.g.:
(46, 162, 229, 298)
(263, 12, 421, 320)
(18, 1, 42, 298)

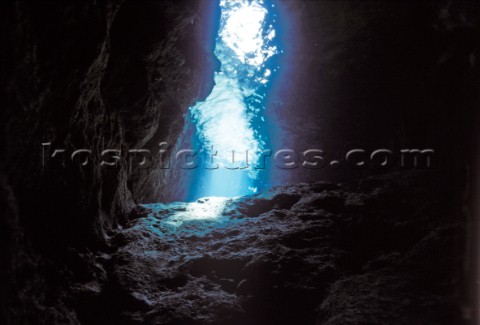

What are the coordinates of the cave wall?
(0, 1, 217, 322)
(269, 0, 480, 185)
(1, 0, 217, 246)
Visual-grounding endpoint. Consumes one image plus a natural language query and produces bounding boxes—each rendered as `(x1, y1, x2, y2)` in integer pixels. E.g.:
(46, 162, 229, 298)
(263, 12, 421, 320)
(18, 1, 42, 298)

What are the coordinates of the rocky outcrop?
(68, 171, 466, 324)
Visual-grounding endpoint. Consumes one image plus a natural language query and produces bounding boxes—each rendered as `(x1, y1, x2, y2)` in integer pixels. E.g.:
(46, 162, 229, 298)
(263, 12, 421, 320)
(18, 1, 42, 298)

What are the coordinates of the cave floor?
(77, 171, 464, 325)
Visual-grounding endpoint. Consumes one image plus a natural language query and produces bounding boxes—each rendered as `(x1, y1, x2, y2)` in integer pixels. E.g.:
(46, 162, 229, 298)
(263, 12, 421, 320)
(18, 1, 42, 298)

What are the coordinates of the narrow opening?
(182, 0, 281, 201)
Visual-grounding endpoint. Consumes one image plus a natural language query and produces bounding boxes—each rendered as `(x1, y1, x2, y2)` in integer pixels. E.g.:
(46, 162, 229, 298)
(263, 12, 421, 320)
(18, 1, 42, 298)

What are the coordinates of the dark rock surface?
(68, 171, 465, 324)
(269, 0, 480, 185)
(0, 1, 218, 323)
(1, 0, 217, 248)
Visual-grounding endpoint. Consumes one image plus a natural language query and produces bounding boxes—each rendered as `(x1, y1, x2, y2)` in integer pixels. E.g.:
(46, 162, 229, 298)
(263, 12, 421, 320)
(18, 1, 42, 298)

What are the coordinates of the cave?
(1, 0, 480, 324)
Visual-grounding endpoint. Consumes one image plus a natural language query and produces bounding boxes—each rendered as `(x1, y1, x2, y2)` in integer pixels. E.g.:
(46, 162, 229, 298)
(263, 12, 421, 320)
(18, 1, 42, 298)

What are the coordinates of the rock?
(74, 171, 465, 324)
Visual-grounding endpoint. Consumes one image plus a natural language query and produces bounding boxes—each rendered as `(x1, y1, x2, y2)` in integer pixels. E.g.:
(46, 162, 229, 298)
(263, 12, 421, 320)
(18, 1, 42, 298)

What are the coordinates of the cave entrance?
(186, 0, 280, 201)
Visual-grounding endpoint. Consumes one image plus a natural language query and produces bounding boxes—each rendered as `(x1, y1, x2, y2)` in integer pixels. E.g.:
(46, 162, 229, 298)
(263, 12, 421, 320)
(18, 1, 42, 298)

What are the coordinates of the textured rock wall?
(0, 1, 218, 322)
(270, 0, 480, 184)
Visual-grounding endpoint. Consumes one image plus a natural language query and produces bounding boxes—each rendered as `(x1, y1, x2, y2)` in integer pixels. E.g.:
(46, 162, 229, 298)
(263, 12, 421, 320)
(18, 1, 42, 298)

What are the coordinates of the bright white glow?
(165, 197, 230, 226)
(219, 0, 277, 67)
(185, 197, 229, 219)
(267, 29, 276, 41)
(142, 198, 231, 229)
(190, 73, 260, 172)
(221, 1, 268, 65)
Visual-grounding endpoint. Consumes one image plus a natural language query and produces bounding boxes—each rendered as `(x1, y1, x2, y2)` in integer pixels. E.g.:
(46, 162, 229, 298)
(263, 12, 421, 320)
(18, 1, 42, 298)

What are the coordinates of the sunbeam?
(188, 0, 279, 200)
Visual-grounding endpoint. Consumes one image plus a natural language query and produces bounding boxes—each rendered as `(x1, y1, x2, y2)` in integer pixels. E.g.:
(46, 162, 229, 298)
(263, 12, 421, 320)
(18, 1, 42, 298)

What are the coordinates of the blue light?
(188, 0, 279, 200)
